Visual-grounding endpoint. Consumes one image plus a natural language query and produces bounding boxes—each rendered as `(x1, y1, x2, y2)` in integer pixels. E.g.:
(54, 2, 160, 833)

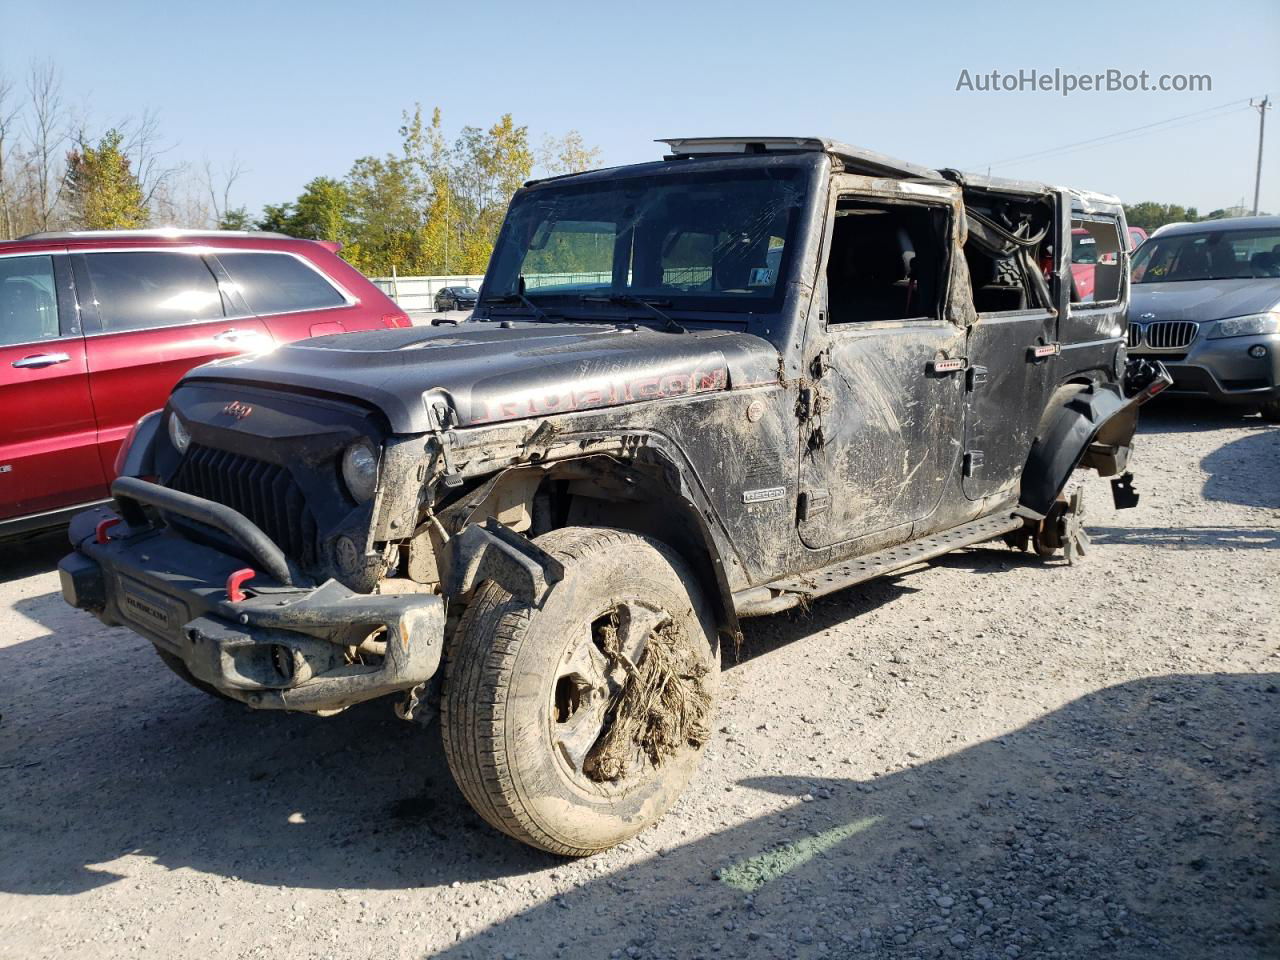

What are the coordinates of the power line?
(977, 97, 1256, 169)
(991, 104, 1255, 169)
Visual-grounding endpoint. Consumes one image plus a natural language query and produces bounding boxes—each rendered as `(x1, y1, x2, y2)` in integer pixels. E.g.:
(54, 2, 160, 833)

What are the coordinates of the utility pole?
(1250, 96, 1271, 216)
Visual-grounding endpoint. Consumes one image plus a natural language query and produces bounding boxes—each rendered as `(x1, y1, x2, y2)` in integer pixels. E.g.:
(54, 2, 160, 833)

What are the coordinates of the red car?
(1071, 225, 1148, 301)
(1, 229, 410, 536)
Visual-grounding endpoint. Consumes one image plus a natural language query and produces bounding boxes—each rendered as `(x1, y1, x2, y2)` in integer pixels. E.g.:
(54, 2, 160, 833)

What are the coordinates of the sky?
(4, 0, 1279, 218)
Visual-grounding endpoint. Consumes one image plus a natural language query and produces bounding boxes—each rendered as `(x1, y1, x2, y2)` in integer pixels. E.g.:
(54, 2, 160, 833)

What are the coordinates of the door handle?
(12, 352, 71, 369)
(213, 329, 259, 343)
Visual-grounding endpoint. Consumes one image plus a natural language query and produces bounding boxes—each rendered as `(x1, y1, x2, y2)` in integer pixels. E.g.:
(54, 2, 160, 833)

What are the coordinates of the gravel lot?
(1, 400, 1276, 960)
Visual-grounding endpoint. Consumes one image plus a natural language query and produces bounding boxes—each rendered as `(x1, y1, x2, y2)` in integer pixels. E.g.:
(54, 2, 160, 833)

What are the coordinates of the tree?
(218, 206, 252, 230)
(538, 130, 601, 177)
(291, 177, 351, 242)
(1123, 202, 1200, 231)
(63, 128, 148, 229)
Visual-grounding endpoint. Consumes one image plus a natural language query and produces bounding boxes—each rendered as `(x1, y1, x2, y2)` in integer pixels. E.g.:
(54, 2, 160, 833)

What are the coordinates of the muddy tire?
(154, 648, 236, 702)
(441, 527, 720, 856)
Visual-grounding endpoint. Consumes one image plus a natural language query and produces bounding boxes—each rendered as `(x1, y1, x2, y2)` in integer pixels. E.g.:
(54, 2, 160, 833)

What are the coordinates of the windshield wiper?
(481, 290, 553, 322)
(579, 294, 685, 333)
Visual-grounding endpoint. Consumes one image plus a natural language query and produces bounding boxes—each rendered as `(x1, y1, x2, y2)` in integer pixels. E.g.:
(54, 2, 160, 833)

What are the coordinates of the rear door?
(210, 249, 359, 340)
(75, 248, 271, 476)
(955, 182, 1064, 502)
(0, 251, 106, 521)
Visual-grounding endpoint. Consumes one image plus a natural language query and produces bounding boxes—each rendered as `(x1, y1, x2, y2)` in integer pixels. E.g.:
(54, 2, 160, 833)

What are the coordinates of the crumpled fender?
(1019, 383, 1129, 516)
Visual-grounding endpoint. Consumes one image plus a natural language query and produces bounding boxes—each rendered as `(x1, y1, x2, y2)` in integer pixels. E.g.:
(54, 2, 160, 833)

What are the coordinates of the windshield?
(1131, 227, 1280, 283)
(484, 167, 809, 316)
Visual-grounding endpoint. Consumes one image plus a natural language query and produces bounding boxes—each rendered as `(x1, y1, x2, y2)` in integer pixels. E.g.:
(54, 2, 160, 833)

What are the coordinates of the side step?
(734, 512, 1025, 617)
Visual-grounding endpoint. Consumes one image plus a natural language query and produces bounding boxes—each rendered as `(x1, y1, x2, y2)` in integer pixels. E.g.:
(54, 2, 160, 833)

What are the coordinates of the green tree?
(290, 177, 351, 242)
(257, 201, 295, 233)
(1123, 202, 1201, 232)
(63, 129, 147, 229)
(218, 206, 252, 230)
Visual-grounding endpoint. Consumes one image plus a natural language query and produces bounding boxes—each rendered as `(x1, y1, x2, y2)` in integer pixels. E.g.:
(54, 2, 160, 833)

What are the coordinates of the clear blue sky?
(5, 0, 1279, 216)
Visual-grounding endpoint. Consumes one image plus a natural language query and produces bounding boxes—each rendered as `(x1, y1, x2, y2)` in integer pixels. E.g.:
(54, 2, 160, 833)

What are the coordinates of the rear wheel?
(441, 527, 720, 856)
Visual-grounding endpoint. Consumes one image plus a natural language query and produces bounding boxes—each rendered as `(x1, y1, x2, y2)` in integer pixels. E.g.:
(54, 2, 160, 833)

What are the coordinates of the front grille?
(1144, 320, 1198, 349)
(170, 444, 319, 568)
(1126, 325, 1142, 348)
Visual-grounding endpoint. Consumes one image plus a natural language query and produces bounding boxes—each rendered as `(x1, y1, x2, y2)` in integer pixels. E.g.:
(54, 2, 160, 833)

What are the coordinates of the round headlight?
(168, 413, 191, 454)
(342, 440, 379, 503)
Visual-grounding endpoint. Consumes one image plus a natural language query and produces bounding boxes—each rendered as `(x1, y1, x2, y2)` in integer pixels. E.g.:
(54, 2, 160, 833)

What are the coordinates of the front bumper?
(59, 480, 444, 714)
(1132, 332, 1280, 405)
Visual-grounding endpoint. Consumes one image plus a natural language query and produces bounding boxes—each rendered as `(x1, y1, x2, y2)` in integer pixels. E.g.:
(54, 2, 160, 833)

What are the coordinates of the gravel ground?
(1, 399, 1276, 960)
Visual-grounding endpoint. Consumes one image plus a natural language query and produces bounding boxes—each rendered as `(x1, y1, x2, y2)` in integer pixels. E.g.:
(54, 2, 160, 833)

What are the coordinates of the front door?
(0, 252, 105, 521)
(796, 176, 968, 550)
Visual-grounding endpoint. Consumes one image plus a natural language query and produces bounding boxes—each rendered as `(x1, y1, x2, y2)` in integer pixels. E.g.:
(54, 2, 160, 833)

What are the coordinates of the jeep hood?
(1129, 278, 1280, 323)
(184, 322, 779, 434)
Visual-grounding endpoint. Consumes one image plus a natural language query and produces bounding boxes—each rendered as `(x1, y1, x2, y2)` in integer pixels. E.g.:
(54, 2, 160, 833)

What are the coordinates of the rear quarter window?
(217, 252, 348, 315)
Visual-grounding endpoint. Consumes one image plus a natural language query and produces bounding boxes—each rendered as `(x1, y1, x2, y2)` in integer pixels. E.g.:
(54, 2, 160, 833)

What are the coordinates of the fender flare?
(1019, 383, 1127, 516)
(115, 410, 162, 478)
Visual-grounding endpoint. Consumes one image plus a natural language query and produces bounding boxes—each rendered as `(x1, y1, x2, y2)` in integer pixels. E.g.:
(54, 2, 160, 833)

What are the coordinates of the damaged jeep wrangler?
(60, 137, 1169, 856)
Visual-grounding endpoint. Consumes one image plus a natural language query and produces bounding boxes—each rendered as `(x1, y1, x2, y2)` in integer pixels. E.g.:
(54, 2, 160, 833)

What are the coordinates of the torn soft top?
(659, 137, 943, 182)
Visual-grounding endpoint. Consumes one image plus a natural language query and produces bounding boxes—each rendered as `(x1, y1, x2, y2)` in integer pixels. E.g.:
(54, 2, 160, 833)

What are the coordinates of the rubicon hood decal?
(471, 361, 728, 424)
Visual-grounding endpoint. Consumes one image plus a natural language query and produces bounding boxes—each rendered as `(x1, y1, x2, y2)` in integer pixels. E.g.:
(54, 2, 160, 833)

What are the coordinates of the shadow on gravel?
(0, 528, 68, 584)
(2, 595, 1275, 960)
(1200, 429, 1280, 509)
(428, 673, 1277, 960)
(1135, 398, 1266, 434)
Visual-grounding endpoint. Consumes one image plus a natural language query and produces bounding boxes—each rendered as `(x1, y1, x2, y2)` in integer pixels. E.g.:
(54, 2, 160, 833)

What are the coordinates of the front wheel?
(1260, 397, 1280, 424)
(441, 527, 720, 856)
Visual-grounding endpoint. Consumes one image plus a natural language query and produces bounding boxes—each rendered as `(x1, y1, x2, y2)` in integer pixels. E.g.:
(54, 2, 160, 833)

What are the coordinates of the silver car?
(1128, 215, 1280, 421)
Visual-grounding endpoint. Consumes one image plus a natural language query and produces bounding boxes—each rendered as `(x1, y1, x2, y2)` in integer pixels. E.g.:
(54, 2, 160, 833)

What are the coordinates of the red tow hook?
(226, 568, 256, 603)
(95, 517, 122, 544)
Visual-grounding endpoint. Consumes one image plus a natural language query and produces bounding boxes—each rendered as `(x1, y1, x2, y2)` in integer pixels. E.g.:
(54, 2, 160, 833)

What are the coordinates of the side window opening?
(961, 196, 1056, 314)
(1072, 219, 1124, 304)
(825, 199, 947, 324)
(0, 254, 59, 347)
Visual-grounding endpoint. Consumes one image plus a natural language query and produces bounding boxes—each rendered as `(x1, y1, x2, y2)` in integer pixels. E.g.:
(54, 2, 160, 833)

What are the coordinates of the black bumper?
(60, 480, 444, 714)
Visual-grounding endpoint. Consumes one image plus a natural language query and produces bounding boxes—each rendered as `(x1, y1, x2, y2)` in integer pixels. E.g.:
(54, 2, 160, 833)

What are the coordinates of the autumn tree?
(63, 129, 148, 229)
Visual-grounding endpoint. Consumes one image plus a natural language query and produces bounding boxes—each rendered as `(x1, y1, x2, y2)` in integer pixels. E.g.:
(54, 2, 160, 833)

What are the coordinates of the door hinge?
(966, 365, 988, 392)
(797, 489, 831, 521)
(810, 349, 831, 379)
(797, 385, 815, 420)
(963, 450, 985, 477)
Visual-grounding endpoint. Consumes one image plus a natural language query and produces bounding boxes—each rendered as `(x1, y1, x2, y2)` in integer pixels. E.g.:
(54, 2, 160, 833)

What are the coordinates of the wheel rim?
(550, 599, 669, 788)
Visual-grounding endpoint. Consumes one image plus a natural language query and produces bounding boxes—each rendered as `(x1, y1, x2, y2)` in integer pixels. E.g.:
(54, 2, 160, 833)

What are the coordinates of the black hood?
(1129, 278, 1280, 323)
(183, 322, 780, 434)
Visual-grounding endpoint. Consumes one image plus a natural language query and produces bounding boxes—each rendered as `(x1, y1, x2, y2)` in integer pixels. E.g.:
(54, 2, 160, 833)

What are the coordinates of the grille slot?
(170, 444, 319, 569)
(1127, 324, 1143, 348)
(1145, 320, 1197, 349)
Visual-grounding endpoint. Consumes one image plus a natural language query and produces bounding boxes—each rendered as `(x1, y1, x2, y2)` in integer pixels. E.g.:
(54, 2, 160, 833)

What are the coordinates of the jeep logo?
(222, 401, 253, 420)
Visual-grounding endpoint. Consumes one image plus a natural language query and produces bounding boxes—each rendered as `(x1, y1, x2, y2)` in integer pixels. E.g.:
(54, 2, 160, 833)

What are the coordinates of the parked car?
(434, 285, 478, 312)
(60, 138, 1167, 856)
(1127, 215, 1280, 421)
(1071, 224, 1147, 302)
(0, 229, 411, 536)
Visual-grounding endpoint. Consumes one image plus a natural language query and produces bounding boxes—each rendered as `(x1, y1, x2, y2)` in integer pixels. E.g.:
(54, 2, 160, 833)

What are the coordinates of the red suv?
(1, 229, 410, 536)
